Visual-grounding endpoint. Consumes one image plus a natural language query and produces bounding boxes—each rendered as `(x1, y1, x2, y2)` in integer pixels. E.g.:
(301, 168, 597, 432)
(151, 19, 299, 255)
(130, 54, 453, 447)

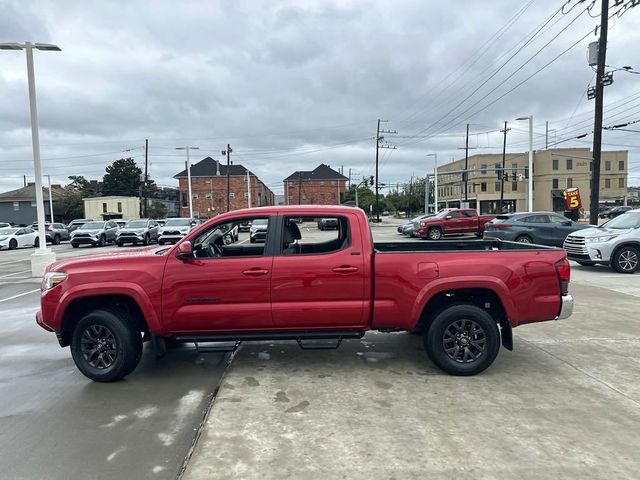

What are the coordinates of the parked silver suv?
(158, 218, 195, 245)
(70, 220, 119, 248)
(116, 218, 159, 246)
(564, 209, 640, 273)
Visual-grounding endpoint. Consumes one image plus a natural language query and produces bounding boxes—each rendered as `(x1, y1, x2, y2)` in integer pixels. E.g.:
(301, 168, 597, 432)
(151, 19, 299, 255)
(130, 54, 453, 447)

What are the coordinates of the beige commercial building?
(436, 148, 628, 215)
(83, 196, 140, 220)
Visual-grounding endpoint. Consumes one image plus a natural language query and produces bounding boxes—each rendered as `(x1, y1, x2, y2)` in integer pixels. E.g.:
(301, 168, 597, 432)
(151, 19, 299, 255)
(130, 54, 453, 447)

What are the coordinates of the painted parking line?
(0, 288, 40, 304)
(0, 270, 32, 279)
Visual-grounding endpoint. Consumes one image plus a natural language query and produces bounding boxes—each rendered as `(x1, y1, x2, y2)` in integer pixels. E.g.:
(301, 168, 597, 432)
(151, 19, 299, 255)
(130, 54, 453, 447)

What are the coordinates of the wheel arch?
(413, 286, 513, 351)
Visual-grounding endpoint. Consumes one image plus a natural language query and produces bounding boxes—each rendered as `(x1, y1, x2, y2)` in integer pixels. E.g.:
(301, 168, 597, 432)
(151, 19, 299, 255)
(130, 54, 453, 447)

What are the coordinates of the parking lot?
(1, 225, 639, 479)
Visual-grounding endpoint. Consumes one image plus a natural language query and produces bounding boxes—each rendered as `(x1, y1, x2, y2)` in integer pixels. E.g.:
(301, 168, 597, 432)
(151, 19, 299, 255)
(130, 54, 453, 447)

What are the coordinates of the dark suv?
(70, 220, 119, 247)
(32, 222, 70, 244)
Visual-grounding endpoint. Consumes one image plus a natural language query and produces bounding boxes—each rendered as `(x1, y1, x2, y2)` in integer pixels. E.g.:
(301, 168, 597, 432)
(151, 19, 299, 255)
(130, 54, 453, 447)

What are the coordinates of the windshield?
(164, 219, 191, 227)
(79, 222, 105, 230)
(125, 220, 148, 228)
(0, 228, 18, 235)
(434, 209, 453, 219)
(602, 212, 640, 230)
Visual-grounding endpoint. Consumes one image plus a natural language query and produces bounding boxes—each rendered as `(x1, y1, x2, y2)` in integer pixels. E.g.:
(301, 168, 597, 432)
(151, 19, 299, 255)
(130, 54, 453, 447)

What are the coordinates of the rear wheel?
(611, 246, 639, 274)
(116, 242, 123, 247)
(98, 235, 105, 247)
(427, 227, 443, 240)
(71, 243, 79, 248)
(9, 239, 17, 250)
(53, 235, 61, 245)
(70, 309, 143, 382)
(143, 233, 150, 246)
(424, 304, 500, 376)
(34, 237, 40, 248)
(515, 235, 532, 244)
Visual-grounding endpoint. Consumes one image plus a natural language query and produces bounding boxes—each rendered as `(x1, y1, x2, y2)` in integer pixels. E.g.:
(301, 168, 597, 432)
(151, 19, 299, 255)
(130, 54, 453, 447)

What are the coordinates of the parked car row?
(0, 217, 199, 251)
(396, 207, 640, 274)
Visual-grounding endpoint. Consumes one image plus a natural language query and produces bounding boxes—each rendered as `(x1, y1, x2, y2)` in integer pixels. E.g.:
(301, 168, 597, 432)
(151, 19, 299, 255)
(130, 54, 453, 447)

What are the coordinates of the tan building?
(436, 148, 628, 215)
(284, 164, 348, 205)
(174, 157, 275, 218)
(83, 196, 140, 220)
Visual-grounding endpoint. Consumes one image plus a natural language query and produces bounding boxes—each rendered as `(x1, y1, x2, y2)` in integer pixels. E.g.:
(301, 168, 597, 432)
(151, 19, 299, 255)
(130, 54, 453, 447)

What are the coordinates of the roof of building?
(0, 183, 64, 202)
(284, 164, 348, 182)
(174, 156, 251, 178)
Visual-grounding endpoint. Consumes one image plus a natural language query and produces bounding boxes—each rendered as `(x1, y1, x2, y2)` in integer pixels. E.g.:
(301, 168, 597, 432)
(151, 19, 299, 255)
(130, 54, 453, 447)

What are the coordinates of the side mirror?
(445, 215, 452, 220)
(176, 241, 194, 259)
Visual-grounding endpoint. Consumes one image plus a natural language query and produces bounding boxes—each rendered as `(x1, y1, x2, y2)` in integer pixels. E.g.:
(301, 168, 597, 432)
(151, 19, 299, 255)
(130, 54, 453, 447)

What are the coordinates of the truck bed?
(374, 239, 555, 253)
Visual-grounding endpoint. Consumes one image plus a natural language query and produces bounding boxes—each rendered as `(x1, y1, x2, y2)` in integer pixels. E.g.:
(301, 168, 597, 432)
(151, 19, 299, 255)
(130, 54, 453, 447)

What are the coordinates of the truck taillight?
(555, 258, 570, 296)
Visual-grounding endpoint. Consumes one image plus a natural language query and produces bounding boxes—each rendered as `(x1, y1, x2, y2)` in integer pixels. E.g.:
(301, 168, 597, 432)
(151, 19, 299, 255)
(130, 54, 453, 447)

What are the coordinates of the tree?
(57, 187, 84, 222)
(68, 175, 101, 198)
(147, 201, 168, 219)
(102, 158, 142, 197)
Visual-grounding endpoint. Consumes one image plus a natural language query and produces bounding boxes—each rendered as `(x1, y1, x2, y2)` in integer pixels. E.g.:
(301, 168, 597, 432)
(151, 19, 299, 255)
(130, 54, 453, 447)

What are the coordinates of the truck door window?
(463, 210, 476, 217)
(281, 216, 349, 255)
(192, 217, 270, 259)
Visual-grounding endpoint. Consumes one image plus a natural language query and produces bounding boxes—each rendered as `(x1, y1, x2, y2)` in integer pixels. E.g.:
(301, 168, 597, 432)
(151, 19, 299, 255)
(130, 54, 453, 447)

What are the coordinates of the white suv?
(158, 218, 195, 245)
(564, 209, 640, 274)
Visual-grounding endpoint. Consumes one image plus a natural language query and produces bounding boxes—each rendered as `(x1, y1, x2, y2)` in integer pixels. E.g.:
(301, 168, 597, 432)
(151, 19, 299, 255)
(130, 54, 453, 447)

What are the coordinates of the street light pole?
(516, 116, 534, 212)
(0, 41, 61, 276)
(427, 153, 438, 213)
(45, 174, 54, 222)
(176, 146, 199, 219)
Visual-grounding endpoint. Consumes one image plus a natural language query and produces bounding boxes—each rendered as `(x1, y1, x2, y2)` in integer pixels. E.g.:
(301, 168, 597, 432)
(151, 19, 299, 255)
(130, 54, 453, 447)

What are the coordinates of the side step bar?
(173, 331, 364, 352)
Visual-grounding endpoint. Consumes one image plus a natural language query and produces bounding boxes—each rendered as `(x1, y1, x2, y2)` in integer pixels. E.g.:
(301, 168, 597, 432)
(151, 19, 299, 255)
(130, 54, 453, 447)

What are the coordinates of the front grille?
(74, 233, 90, 238)
(564, 235, 588, 255)
(164, 231, 182, 235)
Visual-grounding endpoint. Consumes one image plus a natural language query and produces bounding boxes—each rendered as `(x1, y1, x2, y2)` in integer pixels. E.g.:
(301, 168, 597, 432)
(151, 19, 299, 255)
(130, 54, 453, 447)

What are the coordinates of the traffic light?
(369, 176, 374, 186)
(504, 172, 509, 182)
(497, 168, 503, 181)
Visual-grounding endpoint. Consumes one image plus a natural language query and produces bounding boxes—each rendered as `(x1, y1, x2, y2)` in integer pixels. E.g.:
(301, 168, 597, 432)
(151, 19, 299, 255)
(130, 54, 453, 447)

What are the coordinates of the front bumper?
(71, 236, 100, 245)
(117, 234, 144, 243)
(565, 240, 613, 263)
(556, 295, 574, 320)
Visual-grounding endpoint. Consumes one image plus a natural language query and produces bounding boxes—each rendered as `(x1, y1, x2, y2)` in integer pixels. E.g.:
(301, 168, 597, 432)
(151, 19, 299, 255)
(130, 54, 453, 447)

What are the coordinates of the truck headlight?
(42, 271, 67, 290)
(585, 235, 618, 243)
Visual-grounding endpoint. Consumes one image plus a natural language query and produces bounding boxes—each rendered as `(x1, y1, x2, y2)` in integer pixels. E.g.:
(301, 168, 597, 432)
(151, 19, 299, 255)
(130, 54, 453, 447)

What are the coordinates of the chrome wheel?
(442, 319, 486, 364)
(428, 228, 442, 240)
(515, 235, 532, 243)
(80, 324, 117, 369)
(618, 249, 638, 272)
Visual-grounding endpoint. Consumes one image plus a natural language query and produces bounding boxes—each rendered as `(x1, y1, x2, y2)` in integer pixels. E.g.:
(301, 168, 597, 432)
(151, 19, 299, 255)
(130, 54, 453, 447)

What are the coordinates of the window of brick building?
(205, 193, 212, 199)
(229, 193, 235, 199)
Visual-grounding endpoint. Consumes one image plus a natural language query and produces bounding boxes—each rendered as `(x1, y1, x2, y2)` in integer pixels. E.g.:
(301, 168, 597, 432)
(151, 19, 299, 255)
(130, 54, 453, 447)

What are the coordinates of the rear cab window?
(280, 216, 350, 256)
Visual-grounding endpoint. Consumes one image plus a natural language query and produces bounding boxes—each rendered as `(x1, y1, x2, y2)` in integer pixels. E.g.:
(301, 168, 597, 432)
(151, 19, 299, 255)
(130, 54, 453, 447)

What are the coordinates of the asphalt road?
(0, 242, 229, 480)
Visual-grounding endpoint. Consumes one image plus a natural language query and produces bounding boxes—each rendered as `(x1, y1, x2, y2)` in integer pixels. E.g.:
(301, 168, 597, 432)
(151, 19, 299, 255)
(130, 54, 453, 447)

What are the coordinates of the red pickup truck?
(37, 206, 573, 382)
(415, 208, 495, 240)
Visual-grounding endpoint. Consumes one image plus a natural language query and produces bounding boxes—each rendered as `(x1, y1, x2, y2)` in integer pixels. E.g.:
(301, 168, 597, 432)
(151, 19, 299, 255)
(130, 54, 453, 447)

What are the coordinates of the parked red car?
(37, 206, 572, 382)
(415, 208, 495, 240)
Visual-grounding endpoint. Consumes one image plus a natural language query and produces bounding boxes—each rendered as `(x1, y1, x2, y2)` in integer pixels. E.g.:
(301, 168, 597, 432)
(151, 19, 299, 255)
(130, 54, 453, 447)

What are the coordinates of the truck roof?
(213, 205, 363, 217)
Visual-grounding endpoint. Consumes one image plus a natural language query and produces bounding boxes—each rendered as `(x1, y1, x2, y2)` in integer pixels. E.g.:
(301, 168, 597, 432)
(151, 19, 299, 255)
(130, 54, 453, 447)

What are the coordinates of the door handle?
(332, 265, 359, 274)
(242, 268, 269, 276)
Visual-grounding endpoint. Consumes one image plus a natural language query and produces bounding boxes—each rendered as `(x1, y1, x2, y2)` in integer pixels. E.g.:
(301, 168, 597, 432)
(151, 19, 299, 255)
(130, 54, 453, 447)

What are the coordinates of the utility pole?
(348, 168, 351, 189)
(374, 119, 397, 222)
(221, 144, 232, 212)
(464, 123, 469, 203)
(176, 146, 199, 219)
(545, 121, 549, 149)
(590, 0, 609, 225)
(298, 171, 302, 204)
(143, 138, 148, 217)
(499, 121, 510, 213)
(246, 171, 251, 207)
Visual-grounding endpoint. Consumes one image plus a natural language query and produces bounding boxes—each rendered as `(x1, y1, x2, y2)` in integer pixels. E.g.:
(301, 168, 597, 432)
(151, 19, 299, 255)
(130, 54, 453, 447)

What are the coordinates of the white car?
(158, 218, 195, 245)
(0, 227, 39, 250)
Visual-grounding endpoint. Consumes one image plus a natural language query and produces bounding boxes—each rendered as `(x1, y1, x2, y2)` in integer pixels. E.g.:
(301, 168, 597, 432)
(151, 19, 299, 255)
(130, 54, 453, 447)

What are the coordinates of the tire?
(250, 237, 256, 243)
(72, 243, 79, 248)
(424, 304, 500, 376)
(70, 309, 143, 382)
(98, 235, 105, 247)
(515, 235, 533, 244)
(611, 245, 640, 274)
(143, 234, 150, 246)
(576, 261, 596, 267)
(427, 227, 443, 240)
(116, 242, 123, 247)
(53, 235, 61, 245)
(34, 237, 39, 248)
(9, 239, 17, 250)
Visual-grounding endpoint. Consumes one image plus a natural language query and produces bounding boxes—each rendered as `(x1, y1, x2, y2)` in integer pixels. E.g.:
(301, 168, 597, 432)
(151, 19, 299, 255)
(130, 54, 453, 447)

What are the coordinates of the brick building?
(174, 157, 275, 218)
(284, 164, 348, 205)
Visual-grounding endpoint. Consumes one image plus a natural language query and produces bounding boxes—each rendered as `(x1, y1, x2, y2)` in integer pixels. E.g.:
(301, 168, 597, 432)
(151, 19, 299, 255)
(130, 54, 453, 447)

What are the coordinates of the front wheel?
(515, 235, 532, 244)
(98, 235, 105, 247)
(9, 239, 17, 250)
(611, 246, 639, 274)
(427, 227, 442, 240)
(34, 237, 40, 248)
(424, 304, 500, 376)
(70, 309, 143, 382)
(53, 235, 61, 245)
(71, 243, 79, 248)
(143, 233, 150, 246)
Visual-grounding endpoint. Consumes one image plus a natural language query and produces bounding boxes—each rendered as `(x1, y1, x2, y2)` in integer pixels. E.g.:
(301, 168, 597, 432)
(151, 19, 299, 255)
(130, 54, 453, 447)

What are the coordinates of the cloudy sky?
(1, 0, 639, 197)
